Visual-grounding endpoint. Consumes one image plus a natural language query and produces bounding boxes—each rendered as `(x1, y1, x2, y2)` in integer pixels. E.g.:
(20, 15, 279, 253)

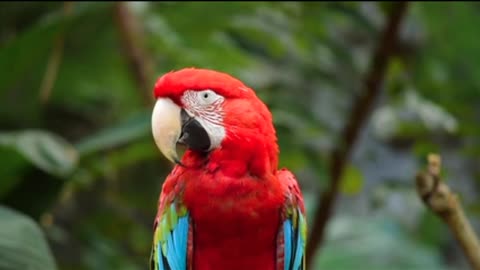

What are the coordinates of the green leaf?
(0, 205, 57, 270)
(0, 130, 78, 177)
(340, 164, 364, 195)
(75, 111, 151, 156)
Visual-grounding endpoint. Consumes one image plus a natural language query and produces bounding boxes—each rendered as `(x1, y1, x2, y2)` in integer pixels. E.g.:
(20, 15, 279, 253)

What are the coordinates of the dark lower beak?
(178, 109, 211, 152)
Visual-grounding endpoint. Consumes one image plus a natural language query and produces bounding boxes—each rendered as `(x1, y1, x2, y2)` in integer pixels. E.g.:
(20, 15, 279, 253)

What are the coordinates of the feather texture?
(279, 169, 307, 270)
(150, 201, 189, 270)
(150, 68, 307, 270)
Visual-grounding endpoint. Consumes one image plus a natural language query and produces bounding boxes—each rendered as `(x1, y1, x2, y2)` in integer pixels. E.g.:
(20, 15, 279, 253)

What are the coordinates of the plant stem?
(416, 154, 480, 270)
(113, 2, 154, 107)
(305, 2, 409, 267)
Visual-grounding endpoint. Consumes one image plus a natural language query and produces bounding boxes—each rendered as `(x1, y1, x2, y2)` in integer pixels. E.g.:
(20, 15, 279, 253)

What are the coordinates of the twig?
(305, 2, 409, 267)
(39, 1, 73, 104)
(416, 154, 480, 270)
(113, 2, 154, 106)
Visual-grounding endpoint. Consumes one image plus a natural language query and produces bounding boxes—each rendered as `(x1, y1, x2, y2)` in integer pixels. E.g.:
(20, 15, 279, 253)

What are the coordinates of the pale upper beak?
(151, 98, 182, 164)
(151, 98, 212, 165)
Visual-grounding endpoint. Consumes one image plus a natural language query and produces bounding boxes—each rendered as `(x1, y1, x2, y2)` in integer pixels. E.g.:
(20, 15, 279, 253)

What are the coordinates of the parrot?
(149, 67, 307, 270)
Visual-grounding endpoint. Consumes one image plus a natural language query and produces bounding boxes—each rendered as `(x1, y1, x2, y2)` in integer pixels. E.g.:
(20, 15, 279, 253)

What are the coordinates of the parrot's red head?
(151, 68, 278, 177)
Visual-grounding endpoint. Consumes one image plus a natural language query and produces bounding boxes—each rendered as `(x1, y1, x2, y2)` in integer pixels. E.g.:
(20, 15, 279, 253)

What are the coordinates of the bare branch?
(306, 2, 410, 267)
(39, 1, 73, 104)
(416, 154, 480, 270)
(113, 2, 154, 107)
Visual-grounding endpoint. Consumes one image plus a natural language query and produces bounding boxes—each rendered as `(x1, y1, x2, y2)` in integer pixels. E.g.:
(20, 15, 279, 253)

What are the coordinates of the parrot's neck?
(182, 134, 279, 178)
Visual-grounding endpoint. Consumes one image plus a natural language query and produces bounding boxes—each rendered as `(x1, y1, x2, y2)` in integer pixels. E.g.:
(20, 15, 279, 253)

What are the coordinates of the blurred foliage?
(0, 205, 57, 270)
(317, 215, 447, 270)
(0, 130, 78, 177)
(0, 2, 479, 270)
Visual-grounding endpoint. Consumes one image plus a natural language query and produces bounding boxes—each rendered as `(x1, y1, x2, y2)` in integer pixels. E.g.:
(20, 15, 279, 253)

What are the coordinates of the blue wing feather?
(283, 207, 306, 270)
(284, 219, 293, 270)
(172, 223, 182, 264)
(292, 213, 305, 269)
(157, 242, 165, 270)
(150, 203, 190, 270)
(166, 232, 180, 269)
(177, 216, 189, 270)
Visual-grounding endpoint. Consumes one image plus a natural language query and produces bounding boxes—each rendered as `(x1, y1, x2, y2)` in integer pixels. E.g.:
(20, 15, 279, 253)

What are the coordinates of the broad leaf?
(0, 130, 78, 177)
(0, 205, 57, 270)
(75, 111, 150, 156)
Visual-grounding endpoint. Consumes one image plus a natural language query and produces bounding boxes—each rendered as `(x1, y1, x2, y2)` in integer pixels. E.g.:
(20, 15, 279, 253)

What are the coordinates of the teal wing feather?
(283, 206, 307, 270)
(278, 169, 307, 270)
(150, 201, 190, 270)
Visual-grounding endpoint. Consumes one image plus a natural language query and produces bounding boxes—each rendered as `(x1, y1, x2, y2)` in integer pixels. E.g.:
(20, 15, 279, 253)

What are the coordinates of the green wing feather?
(150, 201, 189, 270)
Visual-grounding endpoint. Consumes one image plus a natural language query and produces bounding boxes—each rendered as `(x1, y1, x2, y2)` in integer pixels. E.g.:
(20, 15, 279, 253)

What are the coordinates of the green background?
(1, 2, 479, 270)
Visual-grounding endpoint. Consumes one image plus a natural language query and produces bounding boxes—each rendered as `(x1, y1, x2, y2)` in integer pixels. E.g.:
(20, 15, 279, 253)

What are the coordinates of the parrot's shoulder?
(158, 168, 187, 208)
(277, 168, 305, 215)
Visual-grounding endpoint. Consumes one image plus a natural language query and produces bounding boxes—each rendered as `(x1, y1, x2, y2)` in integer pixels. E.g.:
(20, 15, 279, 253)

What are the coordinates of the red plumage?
(154, 68, 255, 104)
(152, 68, 305, 270)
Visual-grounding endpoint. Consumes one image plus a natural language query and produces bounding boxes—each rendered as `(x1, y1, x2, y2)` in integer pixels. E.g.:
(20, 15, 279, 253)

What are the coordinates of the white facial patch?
(181, 90, 226, 151)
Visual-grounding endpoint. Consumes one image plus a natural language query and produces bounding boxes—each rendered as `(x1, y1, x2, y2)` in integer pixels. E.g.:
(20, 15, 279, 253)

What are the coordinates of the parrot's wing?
(278, 169, 307, 270)
(150, 200, 191, 270)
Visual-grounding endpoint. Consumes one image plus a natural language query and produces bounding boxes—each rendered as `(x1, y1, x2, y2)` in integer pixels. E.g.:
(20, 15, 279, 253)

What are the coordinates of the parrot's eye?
(181, 89, 224, 111)
(197, 90, 221, 106)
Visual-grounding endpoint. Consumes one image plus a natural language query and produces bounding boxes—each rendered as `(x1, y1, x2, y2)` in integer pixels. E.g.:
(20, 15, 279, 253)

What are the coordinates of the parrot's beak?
(152, 98, 211, 165)
(152, 98, 182, 164)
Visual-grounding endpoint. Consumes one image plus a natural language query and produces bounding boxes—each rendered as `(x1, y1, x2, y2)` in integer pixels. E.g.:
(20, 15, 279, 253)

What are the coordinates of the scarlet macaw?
(149, 68, 306, 270)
